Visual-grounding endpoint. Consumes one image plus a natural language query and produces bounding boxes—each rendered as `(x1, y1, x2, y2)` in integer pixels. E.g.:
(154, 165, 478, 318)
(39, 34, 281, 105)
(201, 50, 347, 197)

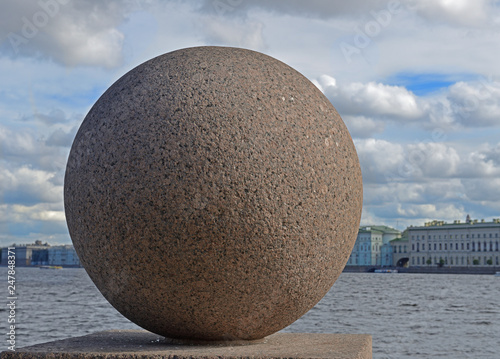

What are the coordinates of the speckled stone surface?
(64, 46, 363, 341)
(0, 330, 372, 359)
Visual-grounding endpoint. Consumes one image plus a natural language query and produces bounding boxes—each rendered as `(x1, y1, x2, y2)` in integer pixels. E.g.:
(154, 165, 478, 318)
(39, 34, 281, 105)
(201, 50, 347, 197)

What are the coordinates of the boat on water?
(374, 269, 398, 273)
(495, 272, 500, 277)
(39, 265, 63, 270)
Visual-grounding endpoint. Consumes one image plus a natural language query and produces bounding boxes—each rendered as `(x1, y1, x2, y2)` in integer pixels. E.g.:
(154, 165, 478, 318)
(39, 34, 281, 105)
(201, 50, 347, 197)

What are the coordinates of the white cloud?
(458, 143, 500, 178)
(319, 77, 423, 121)
(196, 0, 395, 19)
(0, 124, 70, 172)
(354, 139, 406, 183)
(46, 126, 78, 147)
(0, 166, 62, 204)
(197, 0, 496, 29)
(316, 75, 500, 131)
(463, 178, 500, 202)
(396, 203, 465, 220)
(355, 138, 500, 185)
(409, 0, 490, 26)
(343, 115, 385, 138)
(0, 203, 64, 223)
(199, 16, 265, 50)
(447, 79, 500, 127)
(53, 17, 125, 68)
(0, 0, 130, 68)
(405, 142, 461, 178)
(0, 203, 67, 247)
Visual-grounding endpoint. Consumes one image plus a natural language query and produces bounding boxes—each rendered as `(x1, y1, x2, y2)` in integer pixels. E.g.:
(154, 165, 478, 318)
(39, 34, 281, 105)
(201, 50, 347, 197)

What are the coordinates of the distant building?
(47, 245, 80, 267)
(1, 240, 50, 266)
(390, 231, 410, 267)
(347, 225, 401, 266)
(1, 241, 81, 267)
(407, 216, 500, 267)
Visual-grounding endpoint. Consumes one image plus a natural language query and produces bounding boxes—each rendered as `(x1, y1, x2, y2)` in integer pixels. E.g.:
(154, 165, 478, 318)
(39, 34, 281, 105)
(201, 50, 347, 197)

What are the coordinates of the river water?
(1, 267, 498, 358)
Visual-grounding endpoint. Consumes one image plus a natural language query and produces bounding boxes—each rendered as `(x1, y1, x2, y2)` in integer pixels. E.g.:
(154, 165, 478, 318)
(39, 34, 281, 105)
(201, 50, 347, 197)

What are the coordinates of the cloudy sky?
(1, 0, 500, 246)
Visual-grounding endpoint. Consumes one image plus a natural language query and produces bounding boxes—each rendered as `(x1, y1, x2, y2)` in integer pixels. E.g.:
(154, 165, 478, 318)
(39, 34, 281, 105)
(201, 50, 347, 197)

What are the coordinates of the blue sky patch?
(387, 73, 477, 96)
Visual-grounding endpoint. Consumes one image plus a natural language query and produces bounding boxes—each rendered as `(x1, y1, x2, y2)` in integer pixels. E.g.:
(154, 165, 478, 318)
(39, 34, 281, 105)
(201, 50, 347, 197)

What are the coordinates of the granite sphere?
(64, 46, 363, 341)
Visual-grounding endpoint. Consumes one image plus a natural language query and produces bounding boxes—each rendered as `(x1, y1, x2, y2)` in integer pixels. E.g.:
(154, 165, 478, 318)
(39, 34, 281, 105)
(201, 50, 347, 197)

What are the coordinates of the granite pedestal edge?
(1, 330, 372, 359)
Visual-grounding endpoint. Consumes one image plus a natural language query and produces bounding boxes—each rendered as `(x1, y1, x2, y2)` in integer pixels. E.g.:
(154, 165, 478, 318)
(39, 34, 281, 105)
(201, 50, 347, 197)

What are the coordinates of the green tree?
(473, 259, 480, 265)
(486, 258, 493, 265)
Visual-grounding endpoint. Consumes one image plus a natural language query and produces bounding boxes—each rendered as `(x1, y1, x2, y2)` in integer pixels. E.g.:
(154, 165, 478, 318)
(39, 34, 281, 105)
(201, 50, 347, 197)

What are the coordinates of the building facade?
(48, 245, 81, 267)
(1, 241, 50, 266)
(1, 242, 81, 267)
(347, 225, 401, 266)
(390, 233, 410, 267)
(408, 216, 500, 267)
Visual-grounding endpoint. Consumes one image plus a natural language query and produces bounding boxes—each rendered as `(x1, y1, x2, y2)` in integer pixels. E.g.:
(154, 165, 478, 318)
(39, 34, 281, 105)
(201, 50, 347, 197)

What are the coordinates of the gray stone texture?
(0, 330, 372, 359)
(64, 46, 363, 341)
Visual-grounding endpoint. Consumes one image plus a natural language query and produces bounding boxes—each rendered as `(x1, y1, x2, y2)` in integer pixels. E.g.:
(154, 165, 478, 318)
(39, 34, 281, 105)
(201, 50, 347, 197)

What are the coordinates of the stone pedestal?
(0, 330, 372, 359)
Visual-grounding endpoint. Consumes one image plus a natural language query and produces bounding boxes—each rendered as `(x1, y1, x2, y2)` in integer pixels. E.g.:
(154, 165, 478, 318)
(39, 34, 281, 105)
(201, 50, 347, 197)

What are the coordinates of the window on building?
(428, 235, 431, 240)
(490, 233, 493, 238)
(496, 257, 499, 265)
(496, 241, 499, 251)
(484, 234, 487, 238)
(433, 235, 436, 239)
(422, 256, 425, 264)
(456, 243, 458, 250)
(466, 234, 469, 238)
(461, 243, 464, 250)
(412, 244, 415, 251)
(445, 243, 448, 250)
(417, 243, 420, 252)
(496, 233, 499, 238)
(439, 243, 442, 250)
(412, 257, 415, 265)
(439, 235, 441, 239)
(417, 257, 420, 265)
(461, 234, 464, 239)
(478, 242, 481, 252)
(461, 257, 464, 265)
(404, 245, 407, 253)
(444, 235, 447, 239)
(422, 243, 425, 250)
(472, 242, 475, 251)
(484, 241, 487, 252)
(434, 243, 437, 250)
(472, 234, 475, 238)
(490, 241, 493, 251)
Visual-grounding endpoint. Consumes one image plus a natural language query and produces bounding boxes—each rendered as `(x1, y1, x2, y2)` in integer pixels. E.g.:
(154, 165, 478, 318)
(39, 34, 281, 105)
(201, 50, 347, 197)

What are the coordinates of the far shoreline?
(343, 265, 500, 275)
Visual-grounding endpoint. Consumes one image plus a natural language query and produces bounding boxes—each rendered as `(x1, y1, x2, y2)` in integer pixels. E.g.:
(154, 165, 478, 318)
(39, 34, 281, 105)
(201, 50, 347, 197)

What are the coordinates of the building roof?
(359, 225, 401, 234)
(408, 218, 500, 231)
(390, 236, 409, 243)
